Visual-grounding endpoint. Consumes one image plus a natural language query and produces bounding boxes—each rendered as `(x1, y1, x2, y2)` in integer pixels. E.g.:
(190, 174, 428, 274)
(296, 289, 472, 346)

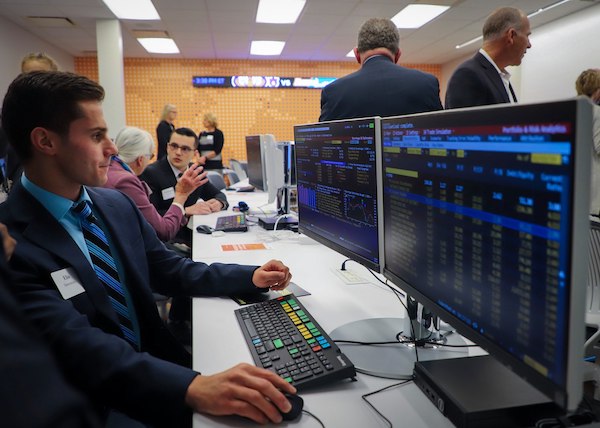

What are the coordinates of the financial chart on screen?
(294, 117, 382, 271)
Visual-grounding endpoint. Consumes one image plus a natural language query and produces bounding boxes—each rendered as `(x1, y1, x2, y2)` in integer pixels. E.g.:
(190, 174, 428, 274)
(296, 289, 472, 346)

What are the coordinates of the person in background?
(156, 103, 177, 160)
(575, 68, 600, 215)
(142, 127, 228, 219)
(319, 17, 442, 121)
(21, 52, 59, 73)
(198, 112, 224, 171)
(3, 52, 60, 191)
(445, 7, 531, 109)
(105, 126, 205, 242)
(141, 126, 229, 337)
(0, 70, 295, 427)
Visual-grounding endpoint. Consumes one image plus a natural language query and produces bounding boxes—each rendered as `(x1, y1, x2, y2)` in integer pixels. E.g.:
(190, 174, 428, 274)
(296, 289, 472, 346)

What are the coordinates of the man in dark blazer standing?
(445, 7, 531, 109)
(319, 18, 442, 122)
(0, 71, 296, 426)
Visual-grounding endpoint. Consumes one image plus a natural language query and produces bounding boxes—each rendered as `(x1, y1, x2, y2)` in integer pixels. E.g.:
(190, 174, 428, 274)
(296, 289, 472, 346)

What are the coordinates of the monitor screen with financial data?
(381, 99, 592, 411)
(294, 117, 383, 272)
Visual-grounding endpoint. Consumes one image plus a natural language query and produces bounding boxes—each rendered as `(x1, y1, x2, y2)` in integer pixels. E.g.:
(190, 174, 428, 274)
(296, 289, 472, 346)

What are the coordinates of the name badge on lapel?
(161, 186, 175, 200)
(51, 268, 85, 300)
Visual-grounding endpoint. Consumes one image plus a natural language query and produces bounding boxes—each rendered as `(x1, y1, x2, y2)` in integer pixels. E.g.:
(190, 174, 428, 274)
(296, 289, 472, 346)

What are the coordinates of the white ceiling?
(0, 0, 598, 64)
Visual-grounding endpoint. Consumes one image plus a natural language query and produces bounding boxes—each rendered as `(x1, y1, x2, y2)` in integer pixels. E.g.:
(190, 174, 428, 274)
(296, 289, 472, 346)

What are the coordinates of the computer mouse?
(280, 393, 303, 421)
(195, 224, 213, 234)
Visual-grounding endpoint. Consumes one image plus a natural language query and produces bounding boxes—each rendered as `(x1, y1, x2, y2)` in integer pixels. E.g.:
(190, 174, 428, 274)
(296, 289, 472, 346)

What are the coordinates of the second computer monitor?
(245, 135, 268, 191)
(294, 117, 383, 272)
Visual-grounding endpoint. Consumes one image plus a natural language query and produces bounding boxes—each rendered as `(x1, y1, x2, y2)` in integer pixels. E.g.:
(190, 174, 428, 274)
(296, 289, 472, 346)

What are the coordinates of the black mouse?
(196, 224, 213, 234)
(281, 393, 303, 421)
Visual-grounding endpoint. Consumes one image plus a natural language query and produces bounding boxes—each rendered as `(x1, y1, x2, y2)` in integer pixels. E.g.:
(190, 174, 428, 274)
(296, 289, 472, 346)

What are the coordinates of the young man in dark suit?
(141, 127, 228, 217)
(140, 127, 229, 333)
(0, 71, 295, 426)
(319, 17, 443, 122)
(445, 7, 531, 109)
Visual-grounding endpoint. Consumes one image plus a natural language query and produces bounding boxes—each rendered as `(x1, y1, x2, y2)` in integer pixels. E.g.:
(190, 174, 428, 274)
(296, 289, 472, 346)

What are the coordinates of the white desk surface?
(191, 193, 476, 427)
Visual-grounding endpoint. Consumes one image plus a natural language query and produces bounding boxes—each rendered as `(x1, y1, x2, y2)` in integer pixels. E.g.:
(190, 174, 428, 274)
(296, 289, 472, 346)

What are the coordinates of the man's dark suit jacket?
(0, 182, 261, 426)
(0, 246, 100, 427)
(319, 55, 443, 122)
(140, 156, 228, 215)
(445, 52, 514, 109)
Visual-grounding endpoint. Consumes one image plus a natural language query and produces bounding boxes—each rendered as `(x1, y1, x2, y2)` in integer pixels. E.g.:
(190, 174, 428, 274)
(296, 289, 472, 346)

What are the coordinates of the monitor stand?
(330, 317, 468, 379)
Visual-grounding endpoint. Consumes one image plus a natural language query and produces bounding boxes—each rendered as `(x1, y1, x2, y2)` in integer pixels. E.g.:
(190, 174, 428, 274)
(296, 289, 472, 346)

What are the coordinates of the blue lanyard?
(111, 155, 133, 173)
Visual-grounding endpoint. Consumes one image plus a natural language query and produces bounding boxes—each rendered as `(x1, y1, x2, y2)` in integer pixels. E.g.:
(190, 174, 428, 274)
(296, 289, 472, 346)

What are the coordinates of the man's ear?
(506, 28, 516, 45)
(30, 127, 58, 155)
(353, 47, 361, 64)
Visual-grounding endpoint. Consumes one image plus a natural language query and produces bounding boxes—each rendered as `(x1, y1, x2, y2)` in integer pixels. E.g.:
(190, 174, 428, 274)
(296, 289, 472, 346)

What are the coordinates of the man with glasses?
(140, 127, 229, 343)
(445, 7, 531, 109)
(141, 127, 228, 217)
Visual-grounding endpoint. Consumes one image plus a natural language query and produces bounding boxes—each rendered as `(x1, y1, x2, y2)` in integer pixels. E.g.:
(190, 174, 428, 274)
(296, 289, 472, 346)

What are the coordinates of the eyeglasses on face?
(167, 142, 194, 154)
(145, 153, 155, 160)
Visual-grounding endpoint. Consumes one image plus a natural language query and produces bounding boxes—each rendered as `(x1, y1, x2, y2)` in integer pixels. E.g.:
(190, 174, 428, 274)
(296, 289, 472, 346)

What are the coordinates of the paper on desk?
(221, 242, 270, 252)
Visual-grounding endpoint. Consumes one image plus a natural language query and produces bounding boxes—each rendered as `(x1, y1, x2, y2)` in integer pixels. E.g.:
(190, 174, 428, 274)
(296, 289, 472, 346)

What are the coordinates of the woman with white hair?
(105, 126, 205, 241)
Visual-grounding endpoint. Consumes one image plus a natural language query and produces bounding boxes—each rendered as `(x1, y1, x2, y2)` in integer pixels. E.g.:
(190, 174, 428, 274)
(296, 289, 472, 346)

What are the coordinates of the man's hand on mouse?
(184, 363, 296, 424)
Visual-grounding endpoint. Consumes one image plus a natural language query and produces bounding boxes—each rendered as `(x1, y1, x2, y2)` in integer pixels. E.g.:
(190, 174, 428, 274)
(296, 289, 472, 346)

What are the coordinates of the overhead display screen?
(192, 75, 335, 89)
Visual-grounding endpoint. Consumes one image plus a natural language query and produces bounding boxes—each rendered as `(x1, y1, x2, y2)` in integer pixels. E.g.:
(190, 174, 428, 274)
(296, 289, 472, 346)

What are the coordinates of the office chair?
(229, 159, 248, 181)
(226, 170, 240, 184)
(206, 170, 226, 190)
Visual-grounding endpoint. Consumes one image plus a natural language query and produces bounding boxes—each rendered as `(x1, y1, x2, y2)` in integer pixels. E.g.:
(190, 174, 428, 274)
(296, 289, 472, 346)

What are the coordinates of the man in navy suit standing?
(445, 7, 531, 109)
(319, 18, 443, 121)
(0, 71, 296, 427)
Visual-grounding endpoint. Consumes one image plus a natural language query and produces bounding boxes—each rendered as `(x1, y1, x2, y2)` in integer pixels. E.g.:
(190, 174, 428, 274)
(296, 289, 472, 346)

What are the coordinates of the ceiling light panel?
(391, 4, 450, 29)
(250, 40, 285, 55)
(138, 38, 179, 54)
(256, 0, 306, 24)
(102, 0, 160, 20)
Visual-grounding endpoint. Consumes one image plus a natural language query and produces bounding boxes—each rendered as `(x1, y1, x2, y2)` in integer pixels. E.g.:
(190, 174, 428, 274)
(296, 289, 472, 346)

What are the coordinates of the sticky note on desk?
(221, 243, 269, 252)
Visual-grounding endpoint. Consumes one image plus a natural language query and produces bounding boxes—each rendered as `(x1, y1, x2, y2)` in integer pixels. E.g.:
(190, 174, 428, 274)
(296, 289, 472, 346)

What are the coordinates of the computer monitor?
(284, 142, 298, 214)
(294, 117, 383, 272)
(245, 135, 268, 191)
(263, 139, 296, 209)
(263, 134, 284, 206)
(284, 141, 296, 186)
(381, 98, 592, 413)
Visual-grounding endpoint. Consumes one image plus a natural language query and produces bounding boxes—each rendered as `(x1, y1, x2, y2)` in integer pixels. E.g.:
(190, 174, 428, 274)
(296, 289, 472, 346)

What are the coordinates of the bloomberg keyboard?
(235, 294, 356, 390)
(214, 213, 248, 232)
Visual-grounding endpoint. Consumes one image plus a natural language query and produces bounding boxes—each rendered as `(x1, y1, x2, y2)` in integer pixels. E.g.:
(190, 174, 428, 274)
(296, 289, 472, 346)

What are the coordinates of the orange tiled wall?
(75, 58, 440, 163)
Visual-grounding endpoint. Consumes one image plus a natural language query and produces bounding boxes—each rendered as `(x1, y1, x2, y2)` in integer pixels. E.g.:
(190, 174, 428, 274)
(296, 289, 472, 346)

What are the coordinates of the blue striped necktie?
(72, 201, 139, 347)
